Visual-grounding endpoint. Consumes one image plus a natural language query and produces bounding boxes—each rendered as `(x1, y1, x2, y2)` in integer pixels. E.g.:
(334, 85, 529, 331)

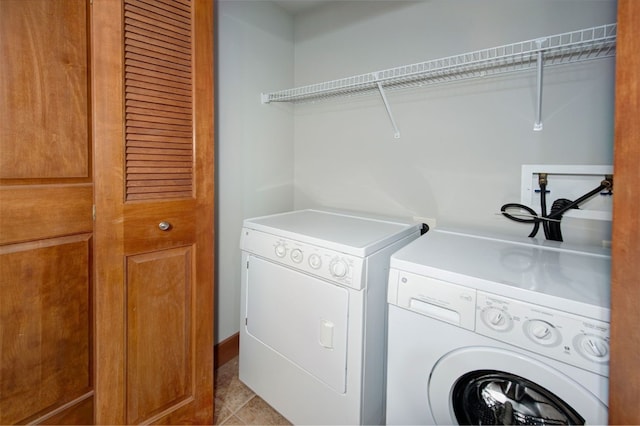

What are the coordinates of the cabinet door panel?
(0, 235, 92, 424)
(0, 1, 94, 424)
(0, 0, 89, 179)
(0, 184, 93, 245)
(126, 246, 195, 424)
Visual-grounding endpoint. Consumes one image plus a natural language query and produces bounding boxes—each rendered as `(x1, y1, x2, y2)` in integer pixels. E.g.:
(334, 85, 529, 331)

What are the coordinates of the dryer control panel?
(476, 291, 610, 377)
(241, 228, 365, 289)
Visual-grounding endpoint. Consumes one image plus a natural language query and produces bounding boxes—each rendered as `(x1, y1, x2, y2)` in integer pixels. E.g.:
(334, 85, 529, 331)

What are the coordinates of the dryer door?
(245, 255, 350, 393)
(428, 347, 607, 425)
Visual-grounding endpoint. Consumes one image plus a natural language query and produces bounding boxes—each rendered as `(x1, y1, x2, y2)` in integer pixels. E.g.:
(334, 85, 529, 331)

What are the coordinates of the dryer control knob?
(330, 258, 349, 278)
(274, 243, 287, 258)
(308, 254, 322, 269)
(575, 334, 609, 362)
(290, 248, 303, 263)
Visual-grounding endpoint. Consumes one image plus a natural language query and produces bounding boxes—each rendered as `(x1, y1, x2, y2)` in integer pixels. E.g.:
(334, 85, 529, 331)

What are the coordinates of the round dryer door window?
(428, 347, 607, 425)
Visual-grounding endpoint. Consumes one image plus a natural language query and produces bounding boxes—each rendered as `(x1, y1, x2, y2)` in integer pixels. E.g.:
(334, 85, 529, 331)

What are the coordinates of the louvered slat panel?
(127, 186, 192, 194)
(127, 179, 192, 187)
(126, 69, 190, 89)
(124, 0, 192, 201)
(125, 77, 190, 98)
(125, 22, 191, 49)
(126, 113, 191, 127)
(126, 87, 191, 105)
(127, 173, 192, 180)
(126, 99, 191, 114)
(125, 4, 190, 36)
(125, 72, 191, 92)
(126, 39, 190, 63)
(126, 28, 191, 51)
(127, 154, 192, 162)
(127, 163, 193, 173)
(126, 51, 191, 74)
(127, 192, 193, 201)
(132, 0, 191, 25)
(125, 53, 190, 71)
(126, 126, 191, 138)
(126, 107, 191, 122)
(126, 140, 192, 148)
(126, 145, 191, 155)
(128, 127, 192, 137)
(126, 145, 190, 153)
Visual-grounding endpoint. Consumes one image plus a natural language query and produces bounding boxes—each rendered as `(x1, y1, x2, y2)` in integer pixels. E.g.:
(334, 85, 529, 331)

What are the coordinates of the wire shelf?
(261, 24, 616, 104)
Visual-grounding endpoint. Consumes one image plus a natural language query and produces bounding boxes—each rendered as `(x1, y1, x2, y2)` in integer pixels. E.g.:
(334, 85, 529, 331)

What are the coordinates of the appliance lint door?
(245, 256, 349, 393)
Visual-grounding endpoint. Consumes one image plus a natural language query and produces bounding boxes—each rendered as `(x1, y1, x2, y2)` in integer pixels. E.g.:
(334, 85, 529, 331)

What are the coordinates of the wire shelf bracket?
(534, 39, 546, 131)
(376, 79, 401, 138)
(261, 23, 617, 137)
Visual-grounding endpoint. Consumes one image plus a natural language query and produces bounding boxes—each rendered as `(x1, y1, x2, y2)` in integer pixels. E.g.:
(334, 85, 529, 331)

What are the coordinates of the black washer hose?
(548, 198, 573, 241)
(500, 203, 541, 238)
(548, 183, 607, 220)
(501, 181, 610, 241)
(540, 181, 551, 240)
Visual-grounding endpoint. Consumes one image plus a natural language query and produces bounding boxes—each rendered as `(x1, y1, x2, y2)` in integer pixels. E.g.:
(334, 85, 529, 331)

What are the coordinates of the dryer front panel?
(245, 255, 349, 393)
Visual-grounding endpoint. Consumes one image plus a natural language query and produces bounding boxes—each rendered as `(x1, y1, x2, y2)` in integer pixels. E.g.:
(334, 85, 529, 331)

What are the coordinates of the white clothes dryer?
(239, 209, 421, 425)
(386, 229, 610, 425)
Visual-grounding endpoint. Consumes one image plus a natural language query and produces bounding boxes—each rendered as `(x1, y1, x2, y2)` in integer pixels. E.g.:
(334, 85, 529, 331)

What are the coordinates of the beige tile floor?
(214, 356, 291, 425)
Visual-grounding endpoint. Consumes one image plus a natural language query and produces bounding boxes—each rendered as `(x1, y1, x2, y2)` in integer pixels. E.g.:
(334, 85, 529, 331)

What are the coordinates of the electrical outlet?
(412, 216, 437, 230)
(521, 165, 613, 221)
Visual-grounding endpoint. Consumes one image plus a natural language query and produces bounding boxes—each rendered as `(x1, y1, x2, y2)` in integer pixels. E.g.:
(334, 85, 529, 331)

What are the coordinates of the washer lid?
(390, 229, 611, 317)
(242, 209, 418, 257)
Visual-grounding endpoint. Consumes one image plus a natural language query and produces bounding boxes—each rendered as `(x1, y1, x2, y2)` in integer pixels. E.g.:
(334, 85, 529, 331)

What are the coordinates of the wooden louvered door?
(0, 1, 94, 424)
(93, 0, 214, 424)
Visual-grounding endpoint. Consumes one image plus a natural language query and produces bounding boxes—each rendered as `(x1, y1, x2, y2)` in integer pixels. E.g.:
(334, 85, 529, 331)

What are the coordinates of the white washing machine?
(239, 209, 421, 425)
(386, 229, 610, 425)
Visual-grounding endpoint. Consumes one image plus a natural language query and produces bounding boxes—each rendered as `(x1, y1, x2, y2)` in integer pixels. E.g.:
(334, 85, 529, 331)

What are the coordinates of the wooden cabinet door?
(92, 0, 215, 424)
(0, 1, 94, 424)
(609, 0, 640, 423)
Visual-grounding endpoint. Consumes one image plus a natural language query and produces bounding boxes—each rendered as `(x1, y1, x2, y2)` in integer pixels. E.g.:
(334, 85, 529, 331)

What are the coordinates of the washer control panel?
(476, 292, 609, 376)
(241, 228, 364, 289)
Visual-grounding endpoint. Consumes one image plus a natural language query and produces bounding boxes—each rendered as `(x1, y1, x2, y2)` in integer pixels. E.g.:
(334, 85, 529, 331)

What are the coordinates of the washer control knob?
(330, 258, 349, 278)
(290, 248, 303, 263)
(532, 323, 551, 339)
(525, 320, 560, 346)
(575, 334, 609, 362)
(481, 307, 512, 331)
(274, 243, 287, 258)
(308, 254, 322, 269)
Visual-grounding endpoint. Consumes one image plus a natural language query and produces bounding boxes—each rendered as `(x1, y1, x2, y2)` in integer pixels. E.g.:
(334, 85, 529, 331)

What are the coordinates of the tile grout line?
(228, 394, 259, 425)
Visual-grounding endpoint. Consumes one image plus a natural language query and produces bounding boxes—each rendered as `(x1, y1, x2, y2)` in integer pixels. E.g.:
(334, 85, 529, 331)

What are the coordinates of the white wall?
(217, 0, 294, 343)
(216, 0, 617, 343)
(292, 0, 617, 245)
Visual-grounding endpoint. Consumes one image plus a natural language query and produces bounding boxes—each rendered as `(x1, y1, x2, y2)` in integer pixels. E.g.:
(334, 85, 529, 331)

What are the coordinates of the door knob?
(158, 221, 172, 231)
